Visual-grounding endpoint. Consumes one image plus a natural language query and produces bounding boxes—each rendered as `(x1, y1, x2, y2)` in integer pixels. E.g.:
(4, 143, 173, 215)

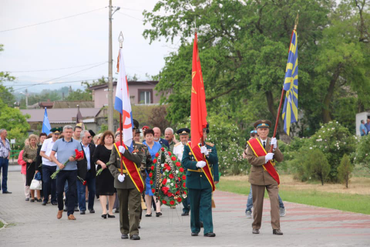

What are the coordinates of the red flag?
(191, 33, 207, 148)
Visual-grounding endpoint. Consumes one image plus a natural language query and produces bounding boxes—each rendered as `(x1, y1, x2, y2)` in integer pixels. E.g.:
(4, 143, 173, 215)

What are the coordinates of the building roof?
(20, 108, 101, 123)
(53, 101, 94, 108)
(89, 81, 159, 91)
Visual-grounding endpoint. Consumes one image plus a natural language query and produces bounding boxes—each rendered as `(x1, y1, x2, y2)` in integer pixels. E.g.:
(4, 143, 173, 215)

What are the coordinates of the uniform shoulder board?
(174, 143, 181, 147)
(205, 142, 214, 147)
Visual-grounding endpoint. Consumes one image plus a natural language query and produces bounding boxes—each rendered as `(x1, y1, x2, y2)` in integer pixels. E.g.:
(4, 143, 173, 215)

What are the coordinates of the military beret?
(253, 120, 272, 129)
(142, 125, 149, 131)
(176, 128, 190, 135)
(50, 127, 62, 134)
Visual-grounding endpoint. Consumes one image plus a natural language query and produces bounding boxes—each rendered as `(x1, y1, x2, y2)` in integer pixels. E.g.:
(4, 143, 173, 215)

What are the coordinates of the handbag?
(30, 176, 42, 190)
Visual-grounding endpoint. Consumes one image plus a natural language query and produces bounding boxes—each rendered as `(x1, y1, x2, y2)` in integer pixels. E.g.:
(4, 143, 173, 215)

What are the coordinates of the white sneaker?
(245, 210, 252, 219)
(279, 207, 286, 217)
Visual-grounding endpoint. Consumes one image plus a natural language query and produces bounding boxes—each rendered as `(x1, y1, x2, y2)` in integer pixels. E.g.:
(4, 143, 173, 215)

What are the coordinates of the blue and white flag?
(114, 48, 133, 148)
(42, 107, 51, 134)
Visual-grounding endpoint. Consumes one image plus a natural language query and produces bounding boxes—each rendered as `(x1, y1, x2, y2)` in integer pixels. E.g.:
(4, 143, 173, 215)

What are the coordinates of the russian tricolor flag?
(114, 48, 133, 148)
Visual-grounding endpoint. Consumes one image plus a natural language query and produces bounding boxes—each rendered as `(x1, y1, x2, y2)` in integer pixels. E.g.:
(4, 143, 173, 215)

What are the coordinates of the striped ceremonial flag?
(42, 107, 51, 134)
(282, 30, 298, 135)
(114, 48, 133, 148)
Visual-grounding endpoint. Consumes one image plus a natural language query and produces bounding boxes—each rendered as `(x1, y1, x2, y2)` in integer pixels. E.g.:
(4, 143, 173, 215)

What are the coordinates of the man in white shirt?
(40, 127, 61, 205)
(173, 128, 190, 216)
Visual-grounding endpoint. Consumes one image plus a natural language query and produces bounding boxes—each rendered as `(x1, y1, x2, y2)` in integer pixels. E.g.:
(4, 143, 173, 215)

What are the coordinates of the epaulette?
(135, 142, 143, 145)
(174, 143, 181, 147)
(205, 142, 214, 147)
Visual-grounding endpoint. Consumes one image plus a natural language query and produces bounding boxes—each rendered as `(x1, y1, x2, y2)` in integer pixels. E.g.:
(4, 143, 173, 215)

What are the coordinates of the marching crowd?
(0, 118, 286, 240)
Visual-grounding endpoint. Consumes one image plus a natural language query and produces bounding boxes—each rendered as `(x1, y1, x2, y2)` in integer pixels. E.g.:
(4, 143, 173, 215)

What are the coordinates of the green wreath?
(149, 147, 188, 207)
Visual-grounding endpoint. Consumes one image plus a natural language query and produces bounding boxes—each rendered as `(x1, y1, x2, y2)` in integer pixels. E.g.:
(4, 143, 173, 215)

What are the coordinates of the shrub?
(353, 134, 370, 169)
(308, 149, 331, 185)
(337, 154, 353, 188)
(306, 121, 356, 182)
(290, 148, 330, 185)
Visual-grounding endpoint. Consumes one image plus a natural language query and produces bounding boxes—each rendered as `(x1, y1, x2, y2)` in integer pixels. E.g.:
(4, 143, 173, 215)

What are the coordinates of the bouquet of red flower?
(50, 149, 84, 179)
(150, 147, 187, 207)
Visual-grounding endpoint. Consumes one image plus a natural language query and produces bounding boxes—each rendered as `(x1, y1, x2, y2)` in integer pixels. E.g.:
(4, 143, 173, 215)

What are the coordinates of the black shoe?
(130, 234, 140, 240)
(115, 208, 119, 213)
(200, 222, 203, 228)
(191, 232, 198, 236)
(145, 213, 152, 217)
(156, 212, 162, 217)
(30, 199, 35, 202)
(204, 232, 216, 237)
(121, 234, 128, 239)
(3, 191, 12, 194)
(273, 229, 283, 235)
(80, 211, 86, 215)
(253, 229, 260, 234)
(36, 198, 42, 202)
(25, 198, 30, 201)
(101, 214, 107, 219)
(42, 201, 47, 206)
(63, 207, 67, 212)
(181, 212, 189, 216)
(108, 214, 115, 218)
(74, 206, 79, 212)
(138, 225, 141, 229)
(51, 202, 57, 205)
(89, 209, 95, 213)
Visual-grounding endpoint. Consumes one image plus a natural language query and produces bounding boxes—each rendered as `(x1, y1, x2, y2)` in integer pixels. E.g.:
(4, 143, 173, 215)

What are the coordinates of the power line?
(0, 7, 105, 33)
(13, 62, 107, 91)
(6, 61, 107, 73)
(117, 12, 142, 22)
(8, 78, 103, 87)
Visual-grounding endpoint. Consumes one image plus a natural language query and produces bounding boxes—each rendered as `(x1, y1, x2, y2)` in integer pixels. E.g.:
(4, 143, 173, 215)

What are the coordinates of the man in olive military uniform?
(246, 120, 284, 235)
(182, 126, 218, 237)
(108, 119, 146, 240)
(173, 128, 191, 216)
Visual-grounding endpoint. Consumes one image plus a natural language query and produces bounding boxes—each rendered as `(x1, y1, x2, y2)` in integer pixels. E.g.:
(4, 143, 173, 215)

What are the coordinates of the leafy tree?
(308, 149, 331, 185)
(337, 154, 353, 188)
(64, 89, 92, 101)
(143, 0, 370, 138)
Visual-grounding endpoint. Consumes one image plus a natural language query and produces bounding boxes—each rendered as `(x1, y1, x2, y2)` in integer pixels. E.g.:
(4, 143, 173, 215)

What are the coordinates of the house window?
(138, 89, 153, 104)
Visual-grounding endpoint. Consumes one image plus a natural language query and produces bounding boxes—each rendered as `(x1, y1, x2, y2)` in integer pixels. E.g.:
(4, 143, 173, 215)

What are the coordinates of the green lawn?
(0, 221, 3, 228)
(217, 178, 370, 215)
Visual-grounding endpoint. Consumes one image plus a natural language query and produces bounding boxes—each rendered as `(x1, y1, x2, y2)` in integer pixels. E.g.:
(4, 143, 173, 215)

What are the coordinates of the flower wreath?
(149, 147, 187, 207)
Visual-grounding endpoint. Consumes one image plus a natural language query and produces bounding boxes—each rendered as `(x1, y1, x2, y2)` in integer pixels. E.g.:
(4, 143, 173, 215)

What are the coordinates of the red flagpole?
(119, 113, 123, 175)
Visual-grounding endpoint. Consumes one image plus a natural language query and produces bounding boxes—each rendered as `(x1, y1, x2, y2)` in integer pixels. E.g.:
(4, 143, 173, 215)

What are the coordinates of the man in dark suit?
(77, 130, 96, 214)
(246, 120, 284, 235)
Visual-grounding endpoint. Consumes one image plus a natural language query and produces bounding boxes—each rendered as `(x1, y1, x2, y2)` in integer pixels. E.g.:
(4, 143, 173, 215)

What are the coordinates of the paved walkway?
(1, 168, 370, 247)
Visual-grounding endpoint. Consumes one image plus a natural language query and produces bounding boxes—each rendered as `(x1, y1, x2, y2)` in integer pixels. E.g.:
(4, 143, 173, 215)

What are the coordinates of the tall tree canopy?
(143, 0, 370, 137)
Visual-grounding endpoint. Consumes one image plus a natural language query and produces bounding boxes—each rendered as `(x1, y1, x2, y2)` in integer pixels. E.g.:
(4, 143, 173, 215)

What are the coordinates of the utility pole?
(108, 0, 114, 131)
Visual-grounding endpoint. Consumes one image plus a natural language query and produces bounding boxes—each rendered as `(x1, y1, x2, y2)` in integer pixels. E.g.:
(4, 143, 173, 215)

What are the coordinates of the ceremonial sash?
(188, 142, 216, 191)
(114, 143, 144, 193)
(247, 138, 280, 185)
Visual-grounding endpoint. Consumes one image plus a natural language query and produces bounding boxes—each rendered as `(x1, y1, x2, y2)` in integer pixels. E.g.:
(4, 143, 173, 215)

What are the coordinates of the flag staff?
(270, 12, 299, 152)
(118, 32, 124, 175)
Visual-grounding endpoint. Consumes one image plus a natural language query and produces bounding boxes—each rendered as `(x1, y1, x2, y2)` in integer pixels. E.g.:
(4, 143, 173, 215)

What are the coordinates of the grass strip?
(218, 178, 370, 215)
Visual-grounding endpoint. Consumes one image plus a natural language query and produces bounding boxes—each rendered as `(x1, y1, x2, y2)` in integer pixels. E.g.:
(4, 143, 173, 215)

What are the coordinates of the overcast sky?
(0, 0, 177, 93)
